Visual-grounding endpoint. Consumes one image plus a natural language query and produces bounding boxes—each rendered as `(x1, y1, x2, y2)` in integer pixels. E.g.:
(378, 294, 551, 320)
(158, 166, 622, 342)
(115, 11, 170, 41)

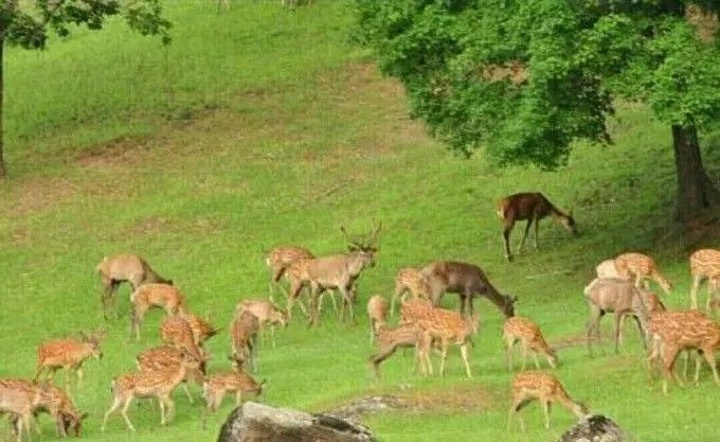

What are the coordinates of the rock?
(217, 402, 377, 442)
(558, 415, 625, 442)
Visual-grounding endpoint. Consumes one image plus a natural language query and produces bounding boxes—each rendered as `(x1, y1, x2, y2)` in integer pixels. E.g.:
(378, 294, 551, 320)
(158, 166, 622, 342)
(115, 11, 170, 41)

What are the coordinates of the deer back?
(0, 379, 47, 413)
(690, 248, 720, 279)
(160, 316, 205, 362)
(584, 278, 638, 311)
(267, 246, 314, 270)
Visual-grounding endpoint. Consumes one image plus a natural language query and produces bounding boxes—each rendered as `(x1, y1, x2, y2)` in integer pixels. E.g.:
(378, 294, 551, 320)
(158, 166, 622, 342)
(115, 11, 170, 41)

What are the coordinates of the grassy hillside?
(0, 1, 718, 442)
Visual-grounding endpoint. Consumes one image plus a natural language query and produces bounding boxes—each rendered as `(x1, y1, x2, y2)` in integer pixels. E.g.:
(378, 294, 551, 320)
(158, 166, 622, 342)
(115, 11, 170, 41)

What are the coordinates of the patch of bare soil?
(75, 134, 157, 168)
(115, 215, 225, 240)
(8, 177, 79, 217)
(326, 385, 496, 421)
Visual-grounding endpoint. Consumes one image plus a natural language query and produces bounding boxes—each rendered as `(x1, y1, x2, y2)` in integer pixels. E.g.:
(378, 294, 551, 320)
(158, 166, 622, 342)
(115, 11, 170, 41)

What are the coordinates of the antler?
(367, 220, 383, 248)
(340, 225, 363, 250)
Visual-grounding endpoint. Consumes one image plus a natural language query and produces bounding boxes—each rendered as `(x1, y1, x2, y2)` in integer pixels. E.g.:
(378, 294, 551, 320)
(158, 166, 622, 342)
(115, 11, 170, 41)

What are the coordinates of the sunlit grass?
(0, 1, 718, 441)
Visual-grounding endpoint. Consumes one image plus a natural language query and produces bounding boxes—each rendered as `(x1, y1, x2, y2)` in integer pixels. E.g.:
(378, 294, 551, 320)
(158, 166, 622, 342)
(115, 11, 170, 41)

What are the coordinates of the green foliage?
(0, 0, 171, 49)
(354, 0, 720, 169)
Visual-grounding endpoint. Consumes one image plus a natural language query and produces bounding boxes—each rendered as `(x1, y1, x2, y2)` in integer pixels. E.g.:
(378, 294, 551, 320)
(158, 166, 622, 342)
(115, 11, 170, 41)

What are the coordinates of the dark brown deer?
(496, 192, 577, 261)
(96, 254, 173, 319)
(287, 223, 382, 327)
(420, 261, 516, 318)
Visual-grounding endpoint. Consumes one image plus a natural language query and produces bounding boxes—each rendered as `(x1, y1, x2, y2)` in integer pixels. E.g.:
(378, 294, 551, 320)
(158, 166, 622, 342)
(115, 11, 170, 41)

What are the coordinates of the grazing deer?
(503, 317, 558, 371)
(406, 302, 480, 378)
(34, 330, 105, 392)
(0, 378, 48, 442)
(390, 267, 431, 316)
(159, 316, 206, 367)
(0, 379, 85, 441)
(202, 357, 264, 412)
(646, 310, 719, 395)
(236, 299, 288, 347)
(266, 245, 314, 299)
(618, 288, 666, 344)
(230, 311, 260, 372)
(180, 312, 220, 347)
(496, 192, 577, 261)
(420, 260, 516, 317)
(34, 382, 85, 438)
(288, 224, 382, 327)
(96, 254, 172, 319)
(613, 252, 672, 294)
(366, 295, 389, 344)
(689, 248, 720, 310)
(507, 371, 588, 432)
(368, 322, 433, 378)
(101, 355, 202, 432)
(130, 283, 187, 340)
(136, 346, 206, 404)
(584, 278, 650, 356)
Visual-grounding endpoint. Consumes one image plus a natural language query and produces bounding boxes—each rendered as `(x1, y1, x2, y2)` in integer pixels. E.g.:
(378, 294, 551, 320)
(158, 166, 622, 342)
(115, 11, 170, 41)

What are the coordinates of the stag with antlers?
(287, 222, 382, 327)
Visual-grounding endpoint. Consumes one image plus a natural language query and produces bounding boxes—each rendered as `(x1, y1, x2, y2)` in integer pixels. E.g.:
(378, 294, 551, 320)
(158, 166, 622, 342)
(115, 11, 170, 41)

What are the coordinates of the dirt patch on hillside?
(115, 215, 225, 239)
(6, 177, 79, 217)
(326, 385, 497, 421)
(75, 134, 158, 168)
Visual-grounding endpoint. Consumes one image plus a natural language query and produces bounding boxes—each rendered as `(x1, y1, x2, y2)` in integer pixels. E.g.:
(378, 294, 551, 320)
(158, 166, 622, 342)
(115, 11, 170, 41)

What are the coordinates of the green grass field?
(0, 1, 718, 441)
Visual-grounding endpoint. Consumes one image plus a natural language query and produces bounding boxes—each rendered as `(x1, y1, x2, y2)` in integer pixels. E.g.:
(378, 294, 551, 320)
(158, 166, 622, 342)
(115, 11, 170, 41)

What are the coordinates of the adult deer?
(287, 223, 381, 327)
(96, 254, 172, 319)
(420, 260, 516, 318)
(496, 192, 577, 261)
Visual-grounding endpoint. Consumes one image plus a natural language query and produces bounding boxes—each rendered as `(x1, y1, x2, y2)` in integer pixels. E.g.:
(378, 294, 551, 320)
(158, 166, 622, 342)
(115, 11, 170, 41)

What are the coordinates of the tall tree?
(0, 0, 171, 178)
(354, 0, 720, 222)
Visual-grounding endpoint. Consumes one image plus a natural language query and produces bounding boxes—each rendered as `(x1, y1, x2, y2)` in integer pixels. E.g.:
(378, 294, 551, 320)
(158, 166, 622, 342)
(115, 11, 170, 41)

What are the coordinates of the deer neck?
(482, 287, 513, 317)
(550, 206, 570, 222)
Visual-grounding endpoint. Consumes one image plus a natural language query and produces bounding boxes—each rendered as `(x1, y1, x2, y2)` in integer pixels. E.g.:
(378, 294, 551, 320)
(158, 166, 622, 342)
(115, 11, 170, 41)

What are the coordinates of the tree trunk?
(0, 38, 5, 179)
(671, 124, 720, 222)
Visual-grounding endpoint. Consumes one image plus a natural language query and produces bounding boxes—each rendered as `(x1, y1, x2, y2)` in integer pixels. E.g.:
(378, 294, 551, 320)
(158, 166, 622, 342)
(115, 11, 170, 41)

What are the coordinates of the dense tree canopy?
(354, 0, 720, 221)
(0, 0, 171, 178)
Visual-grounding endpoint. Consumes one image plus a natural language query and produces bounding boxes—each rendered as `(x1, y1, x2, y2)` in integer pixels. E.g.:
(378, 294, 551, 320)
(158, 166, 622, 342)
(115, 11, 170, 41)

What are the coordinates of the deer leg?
(532, 348, 541, 370)
(391, 285, 405, 317)
(328, 289, 339, 317)
(181, 382, 194, 404)
(613, 312, 623, 354)
(502, 223, 514, 261)
(308, 286, 320, 328)
(542, 401, 551, 429)
(504, 336, 515, 371)
(165, 396, 176, 423)
(586, 307, 602, 356)
(101, 397, 122, 432)
(76, 367, 85, 387)
(158, 398, 167, 426)
(460, 343, 472, 378)
(661, 345, 682, 395)
(439, 342, 448, 376)
(518, 220, 532, 254)
(632, 315, 647, 350)
(701, 347, 720, 386)
(520, 341, 529, 371)
(534, 217, 541, 249)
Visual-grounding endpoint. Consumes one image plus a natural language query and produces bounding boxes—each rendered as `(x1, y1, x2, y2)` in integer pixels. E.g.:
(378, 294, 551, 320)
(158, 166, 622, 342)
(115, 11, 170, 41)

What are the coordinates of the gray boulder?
(218, 402, 377, 442)
(558, 414, 625, 442)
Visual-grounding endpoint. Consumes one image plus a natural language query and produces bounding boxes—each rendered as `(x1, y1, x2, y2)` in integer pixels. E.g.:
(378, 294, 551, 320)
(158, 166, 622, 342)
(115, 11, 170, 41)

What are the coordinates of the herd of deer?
(0, 192, 718, 440)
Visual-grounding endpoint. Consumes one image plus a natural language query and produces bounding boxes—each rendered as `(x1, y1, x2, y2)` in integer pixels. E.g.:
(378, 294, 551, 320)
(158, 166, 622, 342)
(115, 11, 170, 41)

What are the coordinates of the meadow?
(0, 1, 718, 441)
